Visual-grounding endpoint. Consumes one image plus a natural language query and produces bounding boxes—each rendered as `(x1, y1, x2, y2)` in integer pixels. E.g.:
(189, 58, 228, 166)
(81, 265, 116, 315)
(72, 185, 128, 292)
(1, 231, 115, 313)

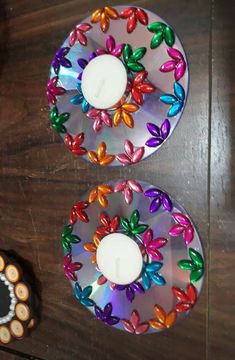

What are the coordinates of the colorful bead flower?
(160, 48, 186, 81)
(88, 184, 113, 208)
(168, 212, 194, 245)
(160, 82, 185, 117)
(83, 235, 100, 265)
(145, 119, 171, 148)
(95, 212, 120, 238)
(70, 201, 89, 224)
(114, 179, 143, 205)
(69, 23, 92, 47)
(121, 310, 149, 335)
(140, 229, 167, 261)
(91, 7, 119, 33)
(87, 109, 112, 133)
(70, 83, 90, 113)
(172, 284, 197, 312)
(131, 71, 156, 105)
(116, 140, 145, 165)
(147, 22, 175, 49)
(63, 253, 82, 281)
(144, 187, 173, 213)
(178, 248, 204, 283)
(47, 76, 66, 105)
(120, 209, 148, 237)
(74, 283, 95, 307)
(149, 305, 176, 330)
(65, 133, 87, 156)
(95, 303, 119, 325)
(123, 44, 146, 72)
(116, 281, 145, 303)
(113, 103, 139, 128)
(52, 47, 72, 75)
(141, 261, 166, 290)
(96, 35, 124, 57)
(120, 7, 148, 33)
(77, 52, 97, 80)
(88, 142, 115, 166)
(50, 106, 70, 134)
(61, 224, 81, 252)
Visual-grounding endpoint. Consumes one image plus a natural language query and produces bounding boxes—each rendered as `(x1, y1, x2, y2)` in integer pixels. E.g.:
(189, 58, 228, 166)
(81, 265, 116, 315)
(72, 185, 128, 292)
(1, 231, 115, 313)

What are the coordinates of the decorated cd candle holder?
(61, 180, 204, 334)
(0, 252, 37, 344)
(47, 6, 189, 166)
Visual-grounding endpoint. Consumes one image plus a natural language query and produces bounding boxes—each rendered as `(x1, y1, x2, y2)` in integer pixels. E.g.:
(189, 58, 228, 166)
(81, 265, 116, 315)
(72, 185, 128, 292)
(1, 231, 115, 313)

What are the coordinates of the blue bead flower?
(160, 82, 185, 117)
(70, 83, 90, 113)
(74, 282, 95, 307)
(141, 261, 166, 290)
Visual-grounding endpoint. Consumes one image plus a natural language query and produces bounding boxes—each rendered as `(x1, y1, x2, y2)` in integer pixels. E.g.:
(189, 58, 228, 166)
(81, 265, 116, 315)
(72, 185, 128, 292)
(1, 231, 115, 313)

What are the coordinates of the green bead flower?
(50, 106, 70, 133)
(61, 224, 81, 252)
(123, 44, 146, 72)
(178, 248, 204, 283)
(120, 210, 148, 237)
(147, 22, 175, 49)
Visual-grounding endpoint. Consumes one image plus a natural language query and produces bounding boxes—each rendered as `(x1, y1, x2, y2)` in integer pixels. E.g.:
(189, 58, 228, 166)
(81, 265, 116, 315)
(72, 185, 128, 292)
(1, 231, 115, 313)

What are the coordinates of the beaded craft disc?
(47, 6, 189, 166)
(0, 252, 37, 344)
(62, 180, 204, 334)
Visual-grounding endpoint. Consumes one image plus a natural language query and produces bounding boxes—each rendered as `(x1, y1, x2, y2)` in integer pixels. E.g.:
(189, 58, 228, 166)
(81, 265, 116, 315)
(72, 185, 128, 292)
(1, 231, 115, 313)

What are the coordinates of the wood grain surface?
(0, 0, 234, 359)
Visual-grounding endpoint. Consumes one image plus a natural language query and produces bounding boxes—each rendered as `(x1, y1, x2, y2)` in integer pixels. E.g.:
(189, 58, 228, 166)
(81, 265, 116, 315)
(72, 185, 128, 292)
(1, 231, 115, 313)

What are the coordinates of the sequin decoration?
(69, 23, 92, 47)
(91, 7, 119, 33)
(116, 140, 145, 165)
(147, 22, 175, 49)
(160, 48, 186, 81)
(178, 248, 204, 283)
(149, 305, 176, 330)
(160, 82, 185, 117)
(123, 44, 146, 72)
(169, 212, 194, 245)
(120, 7, 148, 33)
(114, 179, 143, 205)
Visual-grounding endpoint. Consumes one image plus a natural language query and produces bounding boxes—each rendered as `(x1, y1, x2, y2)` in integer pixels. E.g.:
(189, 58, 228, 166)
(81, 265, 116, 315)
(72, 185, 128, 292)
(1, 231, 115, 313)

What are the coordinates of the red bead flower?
(69, 23, 92, 47)
(132, 71, 156, 105)
(65, 133, 87, 156)
(172, 284, 197, 312)
(121, 310, 149, 334)
(120, 7, 148, 33)
(70, 201, 89, 224)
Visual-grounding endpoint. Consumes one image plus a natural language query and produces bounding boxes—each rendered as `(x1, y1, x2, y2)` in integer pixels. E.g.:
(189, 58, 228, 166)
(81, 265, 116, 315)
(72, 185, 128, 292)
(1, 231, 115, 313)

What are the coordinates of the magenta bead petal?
(132, 147, 144, 163)
(147, 123, 160, 136)
(77, 23, 92, 32)
(112, 44, 124, 57)
(127, 180, 143, 193)
(150, 197, 161, 213)
(167, 47, 183, 60)
(77, 31, 87, 46)
(183, 225, 194, 245)
(124, 187, 133, 204)
(122, 320, 134, 333)
(106, 35, 115, 52)
(143, 229, 153, 246)
(146, 137, 163, 147)
(101, 111, 112, 126)
(173, 212, 191, 226)
(114, 181, 127, 192)
(175, 60, 186, 81)
(96, 49, 107, 56)
(148, 249, 163, 261)
(161, 119, 171, 140)
(130, 311, 139, 329)
(169, 224, 185, 236)
(160, 60, 176, 72)
(124, 140, 134, 157)
(135, 323, 149, 335)
(150, 237, 167, 249)
(116, 154, 131, 165)
(87, 108, 100, 118)
(161, 193, 173, 211)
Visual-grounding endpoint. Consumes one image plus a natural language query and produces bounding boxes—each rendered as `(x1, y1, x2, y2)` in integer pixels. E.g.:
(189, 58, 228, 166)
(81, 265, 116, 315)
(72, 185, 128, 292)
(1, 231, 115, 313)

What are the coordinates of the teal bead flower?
(74, 283, 95, 307)
(141, 261, 166, 290)
(70, 83, 90, 113)
(178, 248, 204, 283)
(61, 224, 81, 252)
(120, 209, 148, 237)
(160, 82, 185, 117)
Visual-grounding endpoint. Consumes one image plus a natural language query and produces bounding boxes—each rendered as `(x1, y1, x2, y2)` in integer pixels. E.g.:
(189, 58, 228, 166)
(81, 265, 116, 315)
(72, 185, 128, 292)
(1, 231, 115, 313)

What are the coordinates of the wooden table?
(0, 0, 234, 359)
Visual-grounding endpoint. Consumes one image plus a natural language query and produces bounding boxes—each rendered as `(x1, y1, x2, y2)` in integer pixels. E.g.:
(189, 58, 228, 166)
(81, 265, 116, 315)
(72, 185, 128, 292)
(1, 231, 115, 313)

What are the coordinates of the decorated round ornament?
(61, 180, 204, 334)
(0, 252, 38, 344)
(47, 6, 189, 166)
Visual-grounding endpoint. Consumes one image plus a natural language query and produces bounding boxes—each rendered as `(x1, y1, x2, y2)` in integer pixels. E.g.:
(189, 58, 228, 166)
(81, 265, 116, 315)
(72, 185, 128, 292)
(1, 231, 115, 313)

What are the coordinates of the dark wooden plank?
(209, 0, 235, 359)
(0, 0, 210, 359)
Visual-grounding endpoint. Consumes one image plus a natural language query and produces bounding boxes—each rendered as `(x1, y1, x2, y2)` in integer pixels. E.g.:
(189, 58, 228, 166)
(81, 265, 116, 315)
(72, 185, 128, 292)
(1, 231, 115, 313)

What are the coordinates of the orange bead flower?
(83, 234, 100, 264)
(149, 304, 177, 330)
(91, 7, 119, 33)
(88, 184, 113, 208)
(113, 103, 139, 128)
(88, 142, 115, 165)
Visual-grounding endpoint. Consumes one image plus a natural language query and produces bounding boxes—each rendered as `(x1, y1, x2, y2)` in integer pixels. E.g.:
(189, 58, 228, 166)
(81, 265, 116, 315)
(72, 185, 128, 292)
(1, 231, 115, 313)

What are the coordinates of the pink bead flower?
(87, 109, 112, 133)
(47, 76, 66, 105)
(141, 228, 167, 261)
(121, 310, 149, 335)
(160, 48, 186, 81)
(116, 140, 145, 165)
(114, 179, 143, 205)
(63, 253, 82, 281)
(69, 23, 92, 47)
(168, 212, 194, 245)
(96, 35, 125, 57)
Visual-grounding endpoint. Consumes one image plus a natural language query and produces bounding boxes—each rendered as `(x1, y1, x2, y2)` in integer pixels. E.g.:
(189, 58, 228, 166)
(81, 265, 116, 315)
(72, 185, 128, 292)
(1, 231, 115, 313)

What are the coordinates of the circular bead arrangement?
(47, 6, 189, 166)
(0, 252, 37, 344)
(61, 180, 204, 334)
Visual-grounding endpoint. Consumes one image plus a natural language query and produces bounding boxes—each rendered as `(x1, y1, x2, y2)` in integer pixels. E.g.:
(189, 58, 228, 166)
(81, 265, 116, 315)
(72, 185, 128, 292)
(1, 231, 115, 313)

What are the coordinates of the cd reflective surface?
(62, 180, 204, 334)
(47, 6, 189, 166)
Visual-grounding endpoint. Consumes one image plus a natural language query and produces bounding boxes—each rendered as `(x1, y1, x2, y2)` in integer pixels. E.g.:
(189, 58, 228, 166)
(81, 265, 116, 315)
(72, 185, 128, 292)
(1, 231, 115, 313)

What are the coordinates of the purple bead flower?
(95, 303, 120, 326)
(52, 47, 72, 75)
(144, 188, 173, 213)
(77, 52, 97, 80)
(116, 281, 145, 303)
(96, 35, 125, 57)
(145, 119, 171, 147)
